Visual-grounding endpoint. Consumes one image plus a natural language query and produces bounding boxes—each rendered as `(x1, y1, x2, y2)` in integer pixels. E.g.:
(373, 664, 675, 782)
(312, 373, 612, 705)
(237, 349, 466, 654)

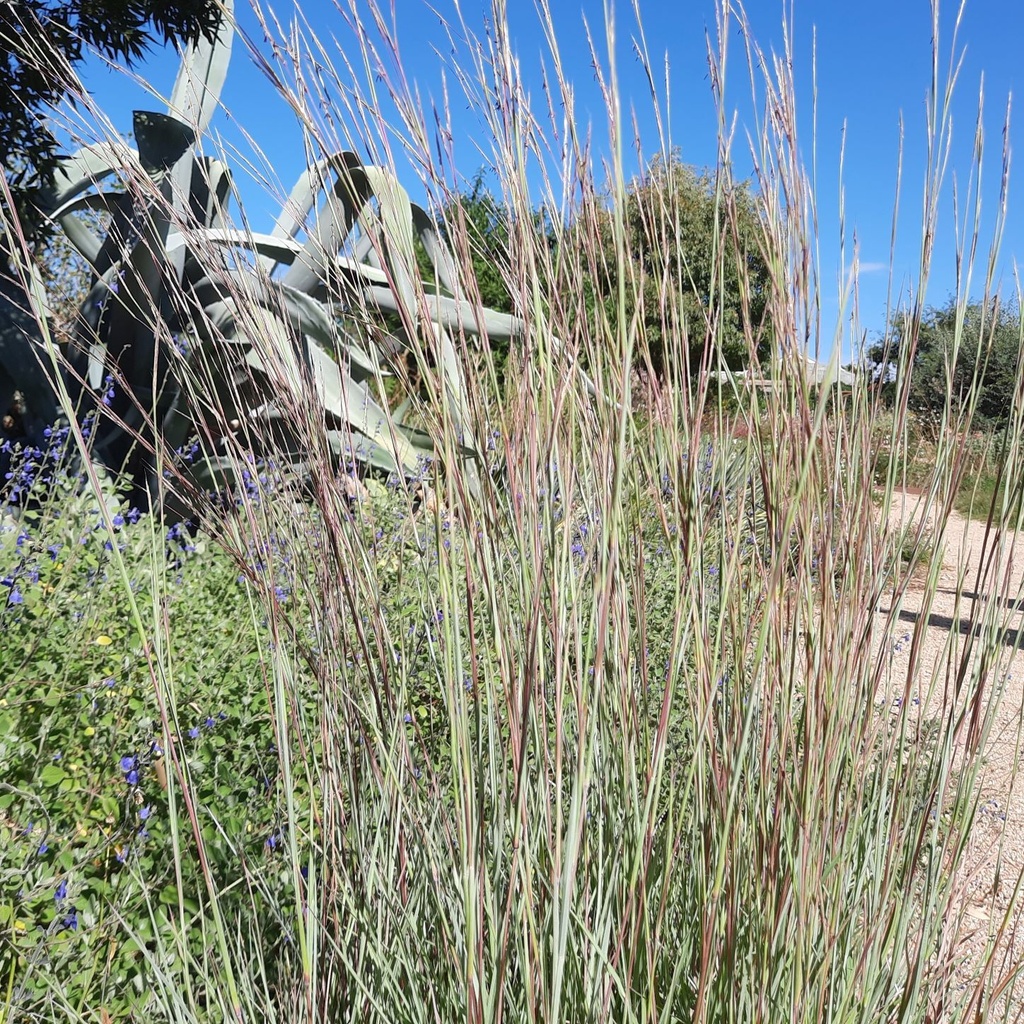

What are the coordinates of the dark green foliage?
(427, 159, 772, 384)
(572, 151, 772, 377)
(870, 299, 1024, 432)
(0, 0, 221, 250)
(434, 171, 516, 316)
(419, 171, 519, 389)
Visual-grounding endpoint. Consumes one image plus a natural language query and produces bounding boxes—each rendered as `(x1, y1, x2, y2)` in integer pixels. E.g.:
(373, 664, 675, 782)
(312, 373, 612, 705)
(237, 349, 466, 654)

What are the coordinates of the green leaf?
(39, 764, 66, 786)
(159, 885, 181, 906)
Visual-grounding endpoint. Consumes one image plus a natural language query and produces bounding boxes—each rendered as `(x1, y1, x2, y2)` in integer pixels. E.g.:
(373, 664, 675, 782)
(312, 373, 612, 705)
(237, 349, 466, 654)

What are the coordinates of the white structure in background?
(713, 355, 857, 392)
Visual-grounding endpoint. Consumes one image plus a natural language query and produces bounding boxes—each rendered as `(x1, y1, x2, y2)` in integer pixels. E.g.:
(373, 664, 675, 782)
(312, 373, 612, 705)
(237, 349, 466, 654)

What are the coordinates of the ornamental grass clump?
(3, 0, 1024, 1021)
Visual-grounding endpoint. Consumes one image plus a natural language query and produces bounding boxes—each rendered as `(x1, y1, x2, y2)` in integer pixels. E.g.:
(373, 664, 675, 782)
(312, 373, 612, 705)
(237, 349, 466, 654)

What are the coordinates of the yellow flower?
(13, 920, 26, 932)
(94, 635, 112, 646)
(84, 727, 95, 737)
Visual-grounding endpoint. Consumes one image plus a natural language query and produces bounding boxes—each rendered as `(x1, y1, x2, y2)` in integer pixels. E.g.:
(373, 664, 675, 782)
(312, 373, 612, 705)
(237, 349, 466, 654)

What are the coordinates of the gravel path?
(877, 491, 1024, 1017)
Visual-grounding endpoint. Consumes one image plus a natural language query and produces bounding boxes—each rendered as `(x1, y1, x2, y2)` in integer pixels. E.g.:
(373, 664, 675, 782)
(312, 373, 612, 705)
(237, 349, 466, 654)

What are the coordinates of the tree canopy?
(868, 299, 1024, 432)
(573, 152, 772, 377)
(430, 155, 772, 382)
(431, 172, 516, 317)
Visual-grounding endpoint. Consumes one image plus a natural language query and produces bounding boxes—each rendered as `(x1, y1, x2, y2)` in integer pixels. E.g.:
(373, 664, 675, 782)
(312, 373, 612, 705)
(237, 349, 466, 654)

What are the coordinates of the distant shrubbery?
(869, 298, 1024, 433)
(439, 150, 772, 384)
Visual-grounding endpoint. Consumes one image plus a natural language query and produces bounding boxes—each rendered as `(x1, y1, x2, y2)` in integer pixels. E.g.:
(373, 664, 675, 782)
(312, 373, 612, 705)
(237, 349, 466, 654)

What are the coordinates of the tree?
(570, 152, 772, 378)
(0, 0, 222, 251)
(422, 158, 773, 387)
(869, 299, 1024, 432)
(429, 171, 516, 316)
(413, 173, 523, 392)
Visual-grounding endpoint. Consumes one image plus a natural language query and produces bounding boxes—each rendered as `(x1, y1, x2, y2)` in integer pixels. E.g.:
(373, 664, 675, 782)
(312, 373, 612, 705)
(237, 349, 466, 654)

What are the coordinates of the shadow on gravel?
(884, 605, 1024, 649)
(936, 589, 1024, 612)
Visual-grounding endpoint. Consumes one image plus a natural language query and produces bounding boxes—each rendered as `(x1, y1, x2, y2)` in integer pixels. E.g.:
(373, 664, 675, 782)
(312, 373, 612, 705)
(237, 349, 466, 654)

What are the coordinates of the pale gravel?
(877, 491, 1024, 1019)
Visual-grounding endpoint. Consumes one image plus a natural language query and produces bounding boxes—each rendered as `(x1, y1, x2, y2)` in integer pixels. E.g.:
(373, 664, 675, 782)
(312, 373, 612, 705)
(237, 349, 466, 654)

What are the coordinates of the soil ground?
(879, 490, 1024, 1018)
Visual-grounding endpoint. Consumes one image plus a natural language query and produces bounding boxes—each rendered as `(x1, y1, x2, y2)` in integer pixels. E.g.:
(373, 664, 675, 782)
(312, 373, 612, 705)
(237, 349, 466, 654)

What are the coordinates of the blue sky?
(71, 0, 1024, 357)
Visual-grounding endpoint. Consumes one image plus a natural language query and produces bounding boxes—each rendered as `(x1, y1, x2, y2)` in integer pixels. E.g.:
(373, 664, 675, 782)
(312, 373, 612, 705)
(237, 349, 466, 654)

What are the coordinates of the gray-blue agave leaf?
(167, 0, 233, 133)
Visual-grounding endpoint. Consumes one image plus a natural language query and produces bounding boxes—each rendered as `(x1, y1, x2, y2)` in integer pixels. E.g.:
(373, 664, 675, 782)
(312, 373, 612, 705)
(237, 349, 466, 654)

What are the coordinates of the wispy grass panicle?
(3, 0, 1024, 1021)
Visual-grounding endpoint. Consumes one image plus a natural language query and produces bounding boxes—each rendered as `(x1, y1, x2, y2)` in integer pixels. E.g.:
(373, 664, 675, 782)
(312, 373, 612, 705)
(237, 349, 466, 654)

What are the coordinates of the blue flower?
(119, 756, 136, 773)
(55, 879, 68, 902)
(125, 770, 139, 786)
(188, 726, 200, 740)
(8, 588, 23, 605)
(204, 716, 215, 730)
(139, 806, 152, 821)
(37, 841, 49, 856)
(61, 908, 78, 931)
(111, 513, 124, 529)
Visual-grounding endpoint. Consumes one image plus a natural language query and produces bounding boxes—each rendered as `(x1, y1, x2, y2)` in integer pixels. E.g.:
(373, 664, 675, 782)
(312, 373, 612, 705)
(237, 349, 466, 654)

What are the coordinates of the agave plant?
(0, 0, 543, 510)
